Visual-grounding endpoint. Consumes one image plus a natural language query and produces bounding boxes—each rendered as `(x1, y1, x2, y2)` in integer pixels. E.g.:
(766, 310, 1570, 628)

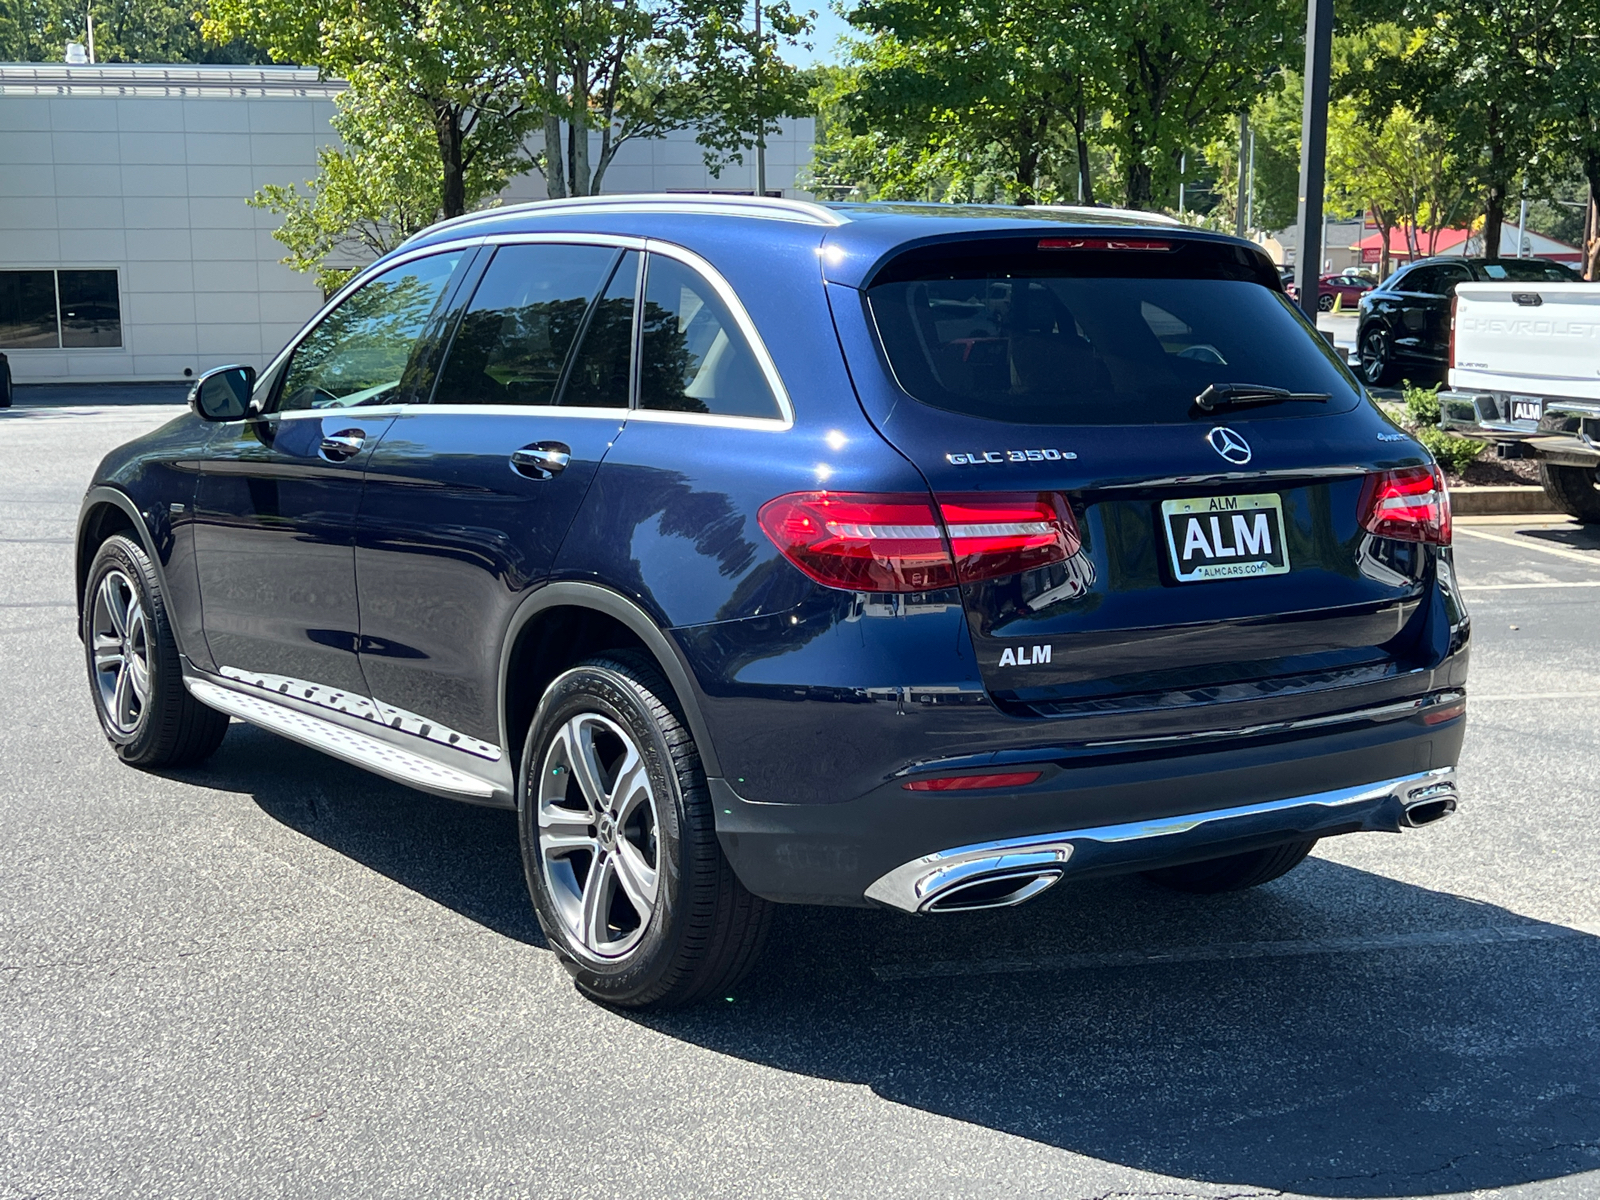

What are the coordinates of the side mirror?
(189, 364, 256, 421)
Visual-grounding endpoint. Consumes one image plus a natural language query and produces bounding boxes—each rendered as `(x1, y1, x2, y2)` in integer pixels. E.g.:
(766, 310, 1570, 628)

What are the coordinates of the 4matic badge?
(946, 448, 1078, 465)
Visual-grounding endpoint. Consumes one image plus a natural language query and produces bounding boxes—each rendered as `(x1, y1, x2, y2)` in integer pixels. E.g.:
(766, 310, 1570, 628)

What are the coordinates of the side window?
(1437, 265, 1471, 295)
(1399, 266, 1440, 296)
(433, 243, 618, 407)
(638, 255, 782, 420)
(276, 252, 461, 412)
(560, 250, 638, 409)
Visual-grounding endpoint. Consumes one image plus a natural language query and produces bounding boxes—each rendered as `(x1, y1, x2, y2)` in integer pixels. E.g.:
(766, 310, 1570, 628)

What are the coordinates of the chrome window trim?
(271, 403, 406, 422)
(408, 195, 846, 245)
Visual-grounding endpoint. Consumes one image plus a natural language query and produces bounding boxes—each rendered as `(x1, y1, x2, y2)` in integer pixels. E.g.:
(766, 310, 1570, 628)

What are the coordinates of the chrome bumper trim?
(864, 767, 1458, 914)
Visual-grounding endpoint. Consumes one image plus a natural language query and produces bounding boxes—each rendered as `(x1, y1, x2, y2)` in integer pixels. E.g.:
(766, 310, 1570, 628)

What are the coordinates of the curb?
(1447, 485, 1560, 516)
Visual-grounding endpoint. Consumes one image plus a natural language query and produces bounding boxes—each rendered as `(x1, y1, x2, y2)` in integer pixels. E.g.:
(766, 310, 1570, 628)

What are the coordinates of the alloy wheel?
(537, 712, 662, 960)
(1359, 330, 1387, 383)
(90, 569, 150, 736)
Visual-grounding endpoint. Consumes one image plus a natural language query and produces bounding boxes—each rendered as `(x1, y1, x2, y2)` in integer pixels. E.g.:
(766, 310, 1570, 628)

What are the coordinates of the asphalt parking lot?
(3, 404, 1598, 1200)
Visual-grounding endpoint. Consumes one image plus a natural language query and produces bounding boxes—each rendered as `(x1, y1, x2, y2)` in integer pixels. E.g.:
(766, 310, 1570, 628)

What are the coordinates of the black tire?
(1358, 325, 1397, 386)
(1317, 291, 1335, 312)
(519, 651, 770, 1009)
(82, 534, 230, 767)
(1538, 463, 1600, 523)
(1141, 838, 1318, 894)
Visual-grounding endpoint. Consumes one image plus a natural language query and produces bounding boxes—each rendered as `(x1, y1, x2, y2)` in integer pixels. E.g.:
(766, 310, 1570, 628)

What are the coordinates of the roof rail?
(406, 192, 846, 246)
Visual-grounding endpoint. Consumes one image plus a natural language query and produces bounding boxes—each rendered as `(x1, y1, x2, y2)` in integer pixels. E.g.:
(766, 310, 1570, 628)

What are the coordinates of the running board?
(186, 678, 497, 801)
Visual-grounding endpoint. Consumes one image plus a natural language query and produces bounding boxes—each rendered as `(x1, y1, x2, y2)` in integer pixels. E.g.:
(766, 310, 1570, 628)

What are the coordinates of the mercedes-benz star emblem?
(1207, 426, 1252, 465)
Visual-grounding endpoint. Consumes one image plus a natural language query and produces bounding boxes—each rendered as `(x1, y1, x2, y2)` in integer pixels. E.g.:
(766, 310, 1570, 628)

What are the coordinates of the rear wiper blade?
(1194, 383, 1332, 412)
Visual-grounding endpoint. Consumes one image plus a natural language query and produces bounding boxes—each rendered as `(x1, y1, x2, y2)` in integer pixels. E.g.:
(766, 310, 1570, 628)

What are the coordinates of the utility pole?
(1293, 0, 1333, 320)
(754, 0, 766, 198)
(1235, 111, 1249, 239)
(1516, 178, 1528, 258)
(1178, 152, 1186, 217)
(86, 5, 95, 63)
(1246, 128, 1256, 232)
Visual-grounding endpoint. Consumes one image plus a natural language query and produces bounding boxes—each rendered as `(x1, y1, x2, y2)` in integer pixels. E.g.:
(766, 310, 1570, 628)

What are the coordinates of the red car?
(1287, 272, 1376, 311)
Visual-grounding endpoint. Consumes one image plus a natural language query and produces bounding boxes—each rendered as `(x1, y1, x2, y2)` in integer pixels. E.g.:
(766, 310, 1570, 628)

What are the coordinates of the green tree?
(1202, 73, 1302, 233)
(0, 0, 265, 62)
(204, 0, 549, 220)
(249, 82, 445, 294)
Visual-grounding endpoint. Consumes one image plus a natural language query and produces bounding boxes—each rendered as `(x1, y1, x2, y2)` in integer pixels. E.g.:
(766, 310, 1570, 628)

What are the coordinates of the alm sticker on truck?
(1161, 492, 1290, 583)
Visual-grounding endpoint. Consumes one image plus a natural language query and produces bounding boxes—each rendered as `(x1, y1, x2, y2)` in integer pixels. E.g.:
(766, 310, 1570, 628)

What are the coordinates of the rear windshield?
(866, 239, 1362, 425)
(1476, 260, 1580, 282)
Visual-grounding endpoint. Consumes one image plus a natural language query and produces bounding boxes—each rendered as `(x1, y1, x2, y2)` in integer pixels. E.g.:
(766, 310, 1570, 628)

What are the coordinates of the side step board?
(186, 678, 497, 801)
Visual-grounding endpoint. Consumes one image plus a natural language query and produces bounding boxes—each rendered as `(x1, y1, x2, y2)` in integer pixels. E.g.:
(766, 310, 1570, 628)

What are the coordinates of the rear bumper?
(1440, 390, 1600, 467)
(863, 767, 1456, 913)
(713, 705, 1465, 907)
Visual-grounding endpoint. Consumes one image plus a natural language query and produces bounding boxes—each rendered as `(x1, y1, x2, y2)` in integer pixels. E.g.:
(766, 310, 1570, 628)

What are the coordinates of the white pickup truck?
(1441, 281, 1600, 520)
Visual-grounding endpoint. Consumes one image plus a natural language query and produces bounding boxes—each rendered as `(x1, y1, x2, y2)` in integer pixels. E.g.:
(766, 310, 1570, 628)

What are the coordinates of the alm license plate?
(1509, 396, 1543, 423)
(1161, 493, 1291, 583)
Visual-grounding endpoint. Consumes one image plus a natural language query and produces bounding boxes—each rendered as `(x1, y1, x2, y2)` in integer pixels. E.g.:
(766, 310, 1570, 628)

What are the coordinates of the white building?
(0, 63, 816, 385)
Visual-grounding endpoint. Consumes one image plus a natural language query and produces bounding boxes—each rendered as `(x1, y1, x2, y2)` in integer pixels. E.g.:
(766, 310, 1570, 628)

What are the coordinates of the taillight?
(1449, 293, 1457, 369)
(757, 491, 1081, 593)
(1038, 237, 1172, 251)
(1360, 465, 1451, 545)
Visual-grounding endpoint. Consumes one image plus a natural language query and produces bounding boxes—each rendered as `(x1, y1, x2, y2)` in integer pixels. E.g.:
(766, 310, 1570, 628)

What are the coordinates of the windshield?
(866, 242, 1361, 425)
(1477, 260, 1581, 282)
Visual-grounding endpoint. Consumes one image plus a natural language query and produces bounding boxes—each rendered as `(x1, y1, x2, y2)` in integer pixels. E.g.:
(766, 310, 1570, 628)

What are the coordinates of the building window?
(0, 269, 121, 349)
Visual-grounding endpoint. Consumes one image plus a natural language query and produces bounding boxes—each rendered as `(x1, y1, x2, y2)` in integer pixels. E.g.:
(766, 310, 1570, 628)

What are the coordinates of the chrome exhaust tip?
(922, 870, 1063, 913)
(1402, 794, 1458, 827)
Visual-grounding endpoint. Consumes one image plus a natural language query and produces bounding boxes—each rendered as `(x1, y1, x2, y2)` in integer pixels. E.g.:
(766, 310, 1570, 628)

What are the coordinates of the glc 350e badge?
(947, 448, 1078, 465)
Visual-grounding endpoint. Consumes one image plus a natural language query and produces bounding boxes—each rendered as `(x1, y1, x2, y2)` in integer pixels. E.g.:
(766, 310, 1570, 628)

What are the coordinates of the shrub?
(1403, 381, 1442, 427)
(1417, 426, 1484, 476)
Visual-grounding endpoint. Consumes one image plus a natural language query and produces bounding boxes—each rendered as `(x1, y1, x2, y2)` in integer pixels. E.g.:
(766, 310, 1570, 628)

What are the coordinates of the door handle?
(319, 429, 366, 461)
(511, 442, 571, 480)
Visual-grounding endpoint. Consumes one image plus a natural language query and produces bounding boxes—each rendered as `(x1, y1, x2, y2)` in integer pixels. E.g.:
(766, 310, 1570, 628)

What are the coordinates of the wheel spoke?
(608, 744, 649, 824)
(541, 723, 599, 823)
(126, 650, 150, 704)
(540, 810, 598, 856)
(613, 841, 658, 915)
(568, 718, 611, 815)
(101, 576, 128, 638)
(580, 854, 616, 949)
(92, 634, 124, 673)
(114, 662, 137, 726)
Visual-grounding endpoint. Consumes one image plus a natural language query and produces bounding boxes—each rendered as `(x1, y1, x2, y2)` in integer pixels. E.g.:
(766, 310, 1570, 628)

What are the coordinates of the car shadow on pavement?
(1522, 524, 1600, 551)
(184, 725, 1599, 1196)
(180, 722, 544, 947)
(634, 865, 1600, 1198)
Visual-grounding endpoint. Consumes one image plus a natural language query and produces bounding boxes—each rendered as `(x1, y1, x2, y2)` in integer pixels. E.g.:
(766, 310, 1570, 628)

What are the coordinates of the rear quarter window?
(866, 238, 1361, 426)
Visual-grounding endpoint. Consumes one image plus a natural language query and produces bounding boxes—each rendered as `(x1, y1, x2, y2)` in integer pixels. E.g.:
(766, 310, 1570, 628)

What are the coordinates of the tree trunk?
(1073, 96, 1094, 205)
(543, 56, 566, 200)
(569, 58, 592, 196)
(1015, 114, 1042, 205)
(1125, 158, 1153, 210)
(1482, 129, 1506, 263)
(1583, 150, 1600, 280)
(436, 105, 466, 219)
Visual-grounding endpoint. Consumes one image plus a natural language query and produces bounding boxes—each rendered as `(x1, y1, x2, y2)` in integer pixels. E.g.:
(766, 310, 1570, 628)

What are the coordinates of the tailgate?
(828, 232, 1442, 724)
(1452, 281, 1600, 399)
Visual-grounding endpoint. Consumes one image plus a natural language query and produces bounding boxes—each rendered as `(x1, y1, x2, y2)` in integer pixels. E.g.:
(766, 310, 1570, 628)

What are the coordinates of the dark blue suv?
(76, 197, 1468, 1007)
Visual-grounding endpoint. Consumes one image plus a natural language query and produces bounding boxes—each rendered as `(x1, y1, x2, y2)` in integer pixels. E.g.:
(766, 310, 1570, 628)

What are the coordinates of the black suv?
(77, 197, 1468, 1008)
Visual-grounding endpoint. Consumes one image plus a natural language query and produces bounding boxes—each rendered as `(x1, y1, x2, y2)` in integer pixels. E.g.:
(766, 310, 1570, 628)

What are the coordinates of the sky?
(785, 2, 855, 68)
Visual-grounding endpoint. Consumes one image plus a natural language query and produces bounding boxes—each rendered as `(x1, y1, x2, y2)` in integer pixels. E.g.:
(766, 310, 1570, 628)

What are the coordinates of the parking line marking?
(1472, 692, 1597, 701)
(871, 923, 1598, 981)
(1461, 581, 1600, 590)
(1455, 527, 1600, 566)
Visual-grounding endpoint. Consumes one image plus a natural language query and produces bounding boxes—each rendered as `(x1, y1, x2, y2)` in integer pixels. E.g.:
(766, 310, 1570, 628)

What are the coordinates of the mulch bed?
(1450, 456, 1541, 489)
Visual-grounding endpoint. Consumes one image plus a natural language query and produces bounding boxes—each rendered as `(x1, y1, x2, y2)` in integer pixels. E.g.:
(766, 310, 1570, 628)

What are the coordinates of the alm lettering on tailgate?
(1182, 510, 1273, 561)
(998, 645, 1051, 667)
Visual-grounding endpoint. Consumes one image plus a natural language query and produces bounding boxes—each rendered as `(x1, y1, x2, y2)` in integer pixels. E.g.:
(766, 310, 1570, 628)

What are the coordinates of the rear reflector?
(1038, 237, 1173, 251)
(902, 771, 1042, 792)
(758, 491, 1081, 593)
(1422, 697, 1466, 725)
(1360, 465, 1451, 545)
